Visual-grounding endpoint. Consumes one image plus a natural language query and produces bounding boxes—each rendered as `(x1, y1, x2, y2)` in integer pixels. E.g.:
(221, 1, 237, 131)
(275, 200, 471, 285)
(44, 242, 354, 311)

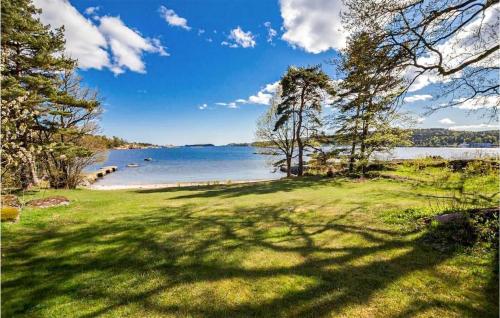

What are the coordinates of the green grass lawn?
(2, 176, 498, 317)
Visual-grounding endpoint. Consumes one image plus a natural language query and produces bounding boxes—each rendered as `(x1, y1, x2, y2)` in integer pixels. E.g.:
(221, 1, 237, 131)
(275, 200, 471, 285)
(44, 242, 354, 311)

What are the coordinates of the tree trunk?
(21, 156, 40, 189)
(286, 156, 292, 177)
(296, 103, 304, 177)
(297, 135, 304, 176)
(349, 104, 361, 173)
(348, 141, 356, 173)
(359, 120, 369, 177)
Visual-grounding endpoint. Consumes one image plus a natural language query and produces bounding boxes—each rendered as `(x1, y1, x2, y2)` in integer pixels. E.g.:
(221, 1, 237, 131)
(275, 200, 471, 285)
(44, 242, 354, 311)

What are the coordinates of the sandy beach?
(88, 178, 275, 190)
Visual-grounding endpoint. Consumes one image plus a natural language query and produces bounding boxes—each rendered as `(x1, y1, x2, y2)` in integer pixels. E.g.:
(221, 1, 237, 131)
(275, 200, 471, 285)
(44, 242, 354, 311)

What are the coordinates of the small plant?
(1, 206, 20, 222)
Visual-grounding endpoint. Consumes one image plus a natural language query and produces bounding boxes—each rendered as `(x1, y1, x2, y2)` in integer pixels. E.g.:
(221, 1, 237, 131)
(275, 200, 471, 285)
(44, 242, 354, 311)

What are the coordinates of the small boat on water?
(144, 158, 153, 161)
(127, 163, 140, 167)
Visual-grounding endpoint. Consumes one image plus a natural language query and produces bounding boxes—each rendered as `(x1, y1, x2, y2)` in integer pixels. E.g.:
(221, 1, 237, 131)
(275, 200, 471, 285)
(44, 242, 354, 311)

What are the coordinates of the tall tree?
(36, 70, 103, 188)
(256, 86, 296, 177)
(342, 0, 499, 117)
(1, 0, 75, 188)
(332, 32, 411, 175)
(275, 66, 335, 176)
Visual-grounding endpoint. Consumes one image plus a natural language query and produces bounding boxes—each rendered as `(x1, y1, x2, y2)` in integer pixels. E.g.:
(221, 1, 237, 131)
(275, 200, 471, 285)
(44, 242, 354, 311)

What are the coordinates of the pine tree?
(275, 66, 334, 176)
(1, 0, 76, 188)
(332, 32, 411, 175)
(37, 70, 103, 188)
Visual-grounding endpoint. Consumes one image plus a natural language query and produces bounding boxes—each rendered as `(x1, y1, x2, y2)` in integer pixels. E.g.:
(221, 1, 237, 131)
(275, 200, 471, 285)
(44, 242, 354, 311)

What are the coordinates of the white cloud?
(197, 29, 205, 36)
(406, 68, 452, 92)
(453, 96, 499, 110)
(84, 6, 99, 15)
(159, 6, 191, 30)
(216, 81, 280, 109)
(34, 0, 110, 70)
(403, 94, 433, 103)
(264, 21, 277, 43)
(34, 0, 168, 75)
(449, 124, 498, 131)
(198, 103, 208, 110)
(223, 27, 256, 48)
(439, 118, 456, 125)
(221, 41, 238, 48)
(247, 81, 280, 105)
(206, 38, 213, 43)
(99, 16, 168, 74)
(248, 92, 273, 105)
(279, 0, 346, 53)
(416, 117, 425, 124)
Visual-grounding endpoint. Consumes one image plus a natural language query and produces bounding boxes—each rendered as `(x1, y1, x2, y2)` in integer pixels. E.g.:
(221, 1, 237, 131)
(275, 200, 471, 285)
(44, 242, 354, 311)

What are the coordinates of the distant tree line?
(411, 129, 498, 147)
(87, 135, 159, 149)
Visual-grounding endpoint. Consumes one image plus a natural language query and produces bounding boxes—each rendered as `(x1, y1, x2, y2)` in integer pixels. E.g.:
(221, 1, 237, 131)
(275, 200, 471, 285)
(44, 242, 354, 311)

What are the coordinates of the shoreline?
(87, 178, 277, 190)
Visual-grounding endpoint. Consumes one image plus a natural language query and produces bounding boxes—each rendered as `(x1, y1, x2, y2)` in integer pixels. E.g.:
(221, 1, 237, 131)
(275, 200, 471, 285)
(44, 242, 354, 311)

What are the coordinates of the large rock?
(434, 212, 466, 224)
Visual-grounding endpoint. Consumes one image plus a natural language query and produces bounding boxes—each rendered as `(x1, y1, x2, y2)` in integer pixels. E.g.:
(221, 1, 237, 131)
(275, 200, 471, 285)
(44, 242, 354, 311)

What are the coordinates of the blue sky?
(33, 0, 498, 145)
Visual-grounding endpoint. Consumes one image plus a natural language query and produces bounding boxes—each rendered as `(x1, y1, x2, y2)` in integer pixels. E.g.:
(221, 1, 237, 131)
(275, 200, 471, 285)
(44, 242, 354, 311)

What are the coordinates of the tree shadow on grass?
(2, 200, 497, 317)
(134, 177, 341, 199)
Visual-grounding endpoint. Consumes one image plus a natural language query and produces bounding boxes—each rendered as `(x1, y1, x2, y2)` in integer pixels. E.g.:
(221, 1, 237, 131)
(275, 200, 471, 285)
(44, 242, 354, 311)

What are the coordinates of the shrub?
(464, 160, 495, 176)
(1, 206, 20, 222)
(469, 209, 499, 249)
(382, 206, 498, 251)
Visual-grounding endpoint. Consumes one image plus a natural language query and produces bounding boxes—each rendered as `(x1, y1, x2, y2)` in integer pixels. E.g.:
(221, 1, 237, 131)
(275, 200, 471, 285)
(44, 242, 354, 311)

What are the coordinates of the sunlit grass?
(2, 173, 498, 317)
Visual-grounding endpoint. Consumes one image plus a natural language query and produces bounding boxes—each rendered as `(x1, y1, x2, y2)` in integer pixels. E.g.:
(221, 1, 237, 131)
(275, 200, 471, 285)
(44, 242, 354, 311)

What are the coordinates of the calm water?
(89, 146, 282, 186)
(89, 146, 499, 186)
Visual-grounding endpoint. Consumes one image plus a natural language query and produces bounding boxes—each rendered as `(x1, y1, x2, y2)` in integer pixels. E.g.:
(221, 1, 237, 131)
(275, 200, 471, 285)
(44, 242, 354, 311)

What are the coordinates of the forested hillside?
(411, 129, 498, 147)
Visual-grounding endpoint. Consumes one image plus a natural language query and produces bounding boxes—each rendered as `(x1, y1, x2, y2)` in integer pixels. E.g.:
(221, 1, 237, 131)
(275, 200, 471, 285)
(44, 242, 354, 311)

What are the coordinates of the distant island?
(225, 143, 252, 147)
(184, 144, 215, 147)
